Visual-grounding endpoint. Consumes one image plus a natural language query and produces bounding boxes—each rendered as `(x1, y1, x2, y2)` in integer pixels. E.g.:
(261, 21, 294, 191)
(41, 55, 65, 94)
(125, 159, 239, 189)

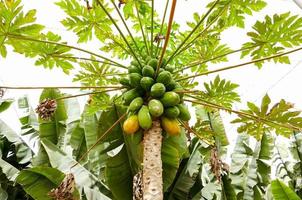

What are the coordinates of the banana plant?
(1, 0, 302, 199)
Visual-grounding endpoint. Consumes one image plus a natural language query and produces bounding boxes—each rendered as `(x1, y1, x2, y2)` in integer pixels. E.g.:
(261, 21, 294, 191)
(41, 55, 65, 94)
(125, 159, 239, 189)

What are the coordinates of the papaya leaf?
(242, 13, 302, 68)
(207, 0, 266, 28)
(232, 94, 302, 140)
(201, 76, 240, 109)
(0, 0, 44, 58)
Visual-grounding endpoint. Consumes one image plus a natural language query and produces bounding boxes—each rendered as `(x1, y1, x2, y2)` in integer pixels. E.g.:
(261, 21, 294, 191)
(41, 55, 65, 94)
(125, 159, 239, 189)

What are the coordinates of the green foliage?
(56, 0, 112, 43)
(41, 139, 112, 199)
(0, 99, 13, 113)
(198, 75, 241, 109)
(193, 105, 229, 145)
(232, 94, 302, 140)
(242, 13, 302, 68)
(0, 0, 44, 57)
(11, 32, 74, 74)
(207, 0, 267, 28)
(271, 179, 301, 200)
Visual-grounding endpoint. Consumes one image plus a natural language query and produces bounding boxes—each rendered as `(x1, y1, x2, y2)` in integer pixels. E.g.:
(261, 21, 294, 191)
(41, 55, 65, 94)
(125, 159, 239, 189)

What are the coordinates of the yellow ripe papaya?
(123, 115, 140, 134)
(161, 117, 181, 136)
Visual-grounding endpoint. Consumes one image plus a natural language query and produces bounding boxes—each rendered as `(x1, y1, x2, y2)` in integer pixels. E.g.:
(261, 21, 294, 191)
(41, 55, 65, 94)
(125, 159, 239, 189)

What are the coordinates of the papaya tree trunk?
(142, 120, 163, 200)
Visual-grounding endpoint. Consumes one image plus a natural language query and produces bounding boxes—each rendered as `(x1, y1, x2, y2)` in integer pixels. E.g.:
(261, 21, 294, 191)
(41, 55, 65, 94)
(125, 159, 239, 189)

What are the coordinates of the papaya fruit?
(128, 65, 141, 74)
(140, 77, 154, 91)
(119, 77, 131, 87)
(148, 99, 164, 117)
(161, 117, 181, 136)
(123, 88, 140, 105)
(166, 80, 177, 91)
(131, 60, 139, 67)
(156, 71, 172, 85)
(123, 115, 140, 134)
(160, 91, 180, 107)
(173, 83, 184, 99)
(164, 65, 174, 73)
(142, 65, 155, 77)
(148, 58, 158, 69)
(138, 106, 152, 130)
(145, 56, 152, 63)
(161, 58, 167, 67)
(128, 97, 143, 112)
(129, 73, 142, 87)
(177, 104, 191, 121)
(150, 83, 166, 98)
(158, 68, 165, 74)
(164, 106, 180, 118)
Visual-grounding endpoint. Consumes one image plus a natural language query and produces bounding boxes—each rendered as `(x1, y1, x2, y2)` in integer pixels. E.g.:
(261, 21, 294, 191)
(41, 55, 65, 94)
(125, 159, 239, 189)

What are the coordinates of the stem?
(71, 113, 127, 169)
(179, 119, 213, 146)
(51, 55, 125, 68)
(175, 2, 229, 58)
(55, 88, 124, 101)
(6, 33, 127, 69)
(135, 1, 150, 55)
(155, 0, 170, 57)
(0, 86, 123, 89)
(177, 46, 302, 81)
(95, 0, 143, 67)
(143, 120, 163, 200)
(151, 0, 154, 56)
(184, 98, 301, 131)
(155, 0, 177, 77)
(165, 0, 220, 66)
(174, 44, 259, 74)
(110, 0, 142, 57)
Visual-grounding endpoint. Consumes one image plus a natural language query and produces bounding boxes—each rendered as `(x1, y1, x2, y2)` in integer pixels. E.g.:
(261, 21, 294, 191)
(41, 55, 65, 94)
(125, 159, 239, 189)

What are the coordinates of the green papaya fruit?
(138, 106, 152, 130)
(166, 80, 177, 91)
(129, 73, 142, 87)
(128, 65, 141, 74)
(140, 77, 155, 91)
(142, 65, 155, 77)
(119, 77, 131, 87)
(164, 65, 174, 73)
(164, 106, 180, 118)
(148, 99, 164, 117)
(123, 89, 141, 105)
(160, 91, 180, 107)
(156, 71, 172, 85)
(150, 83, 166, 98)
(177, 104, 191, 121)
(148, 58, 158, 69)
(145, 56, 152, 63)
(128, 97, 144, 112)
(131, 60, 139, 67)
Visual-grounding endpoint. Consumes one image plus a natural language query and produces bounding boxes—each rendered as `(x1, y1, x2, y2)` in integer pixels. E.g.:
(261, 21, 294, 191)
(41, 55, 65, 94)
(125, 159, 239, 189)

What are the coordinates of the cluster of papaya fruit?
(120, 57, 191, 136)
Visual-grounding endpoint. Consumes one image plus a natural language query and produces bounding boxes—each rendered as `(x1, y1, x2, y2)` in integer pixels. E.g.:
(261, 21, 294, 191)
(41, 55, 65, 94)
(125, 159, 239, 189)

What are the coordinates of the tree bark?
(142, 120, 163, 200)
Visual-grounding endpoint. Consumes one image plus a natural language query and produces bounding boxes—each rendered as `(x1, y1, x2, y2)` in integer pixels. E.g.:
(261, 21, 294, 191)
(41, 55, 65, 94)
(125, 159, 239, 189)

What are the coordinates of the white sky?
(1, 0, 302, 157)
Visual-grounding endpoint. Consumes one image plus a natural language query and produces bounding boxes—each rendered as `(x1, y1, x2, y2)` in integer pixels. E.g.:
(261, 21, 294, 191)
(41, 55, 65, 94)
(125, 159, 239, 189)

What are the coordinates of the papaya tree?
(1, 0, 302, 199)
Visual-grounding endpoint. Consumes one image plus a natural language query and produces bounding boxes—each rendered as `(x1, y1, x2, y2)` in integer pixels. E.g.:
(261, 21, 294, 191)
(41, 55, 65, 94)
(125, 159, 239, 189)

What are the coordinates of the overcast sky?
(1, 0, 302, 158)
